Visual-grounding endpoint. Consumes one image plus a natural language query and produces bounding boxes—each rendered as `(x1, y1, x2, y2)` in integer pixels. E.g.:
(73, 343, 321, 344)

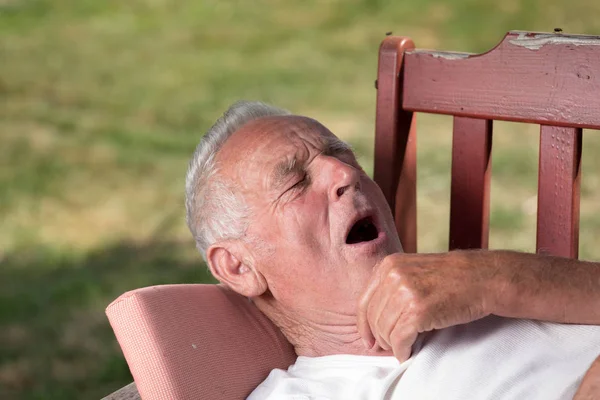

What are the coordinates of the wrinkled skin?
(357, 249, 600, 363)
(357, 251, 494, 361)
(206, 115, 402, 355)
(204, 114, 600, 389)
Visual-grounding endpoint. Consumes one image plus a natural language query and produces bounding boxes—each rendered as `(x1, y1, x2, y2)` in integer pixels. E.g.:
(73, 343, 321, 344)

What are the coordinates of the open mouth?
(345, 216, 379, 244)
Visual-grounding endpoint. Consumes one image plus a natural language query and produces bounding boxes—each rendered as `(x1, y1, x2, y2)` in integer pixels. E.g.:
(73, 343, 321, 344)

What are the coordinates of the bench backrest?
(374, 31, 600, 258)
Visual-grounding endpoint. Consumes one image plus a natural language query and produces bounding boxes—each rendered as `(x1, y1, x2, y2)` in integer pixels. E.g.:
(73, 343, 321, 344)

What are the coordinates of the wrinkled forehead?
(215, 115, 337, 175)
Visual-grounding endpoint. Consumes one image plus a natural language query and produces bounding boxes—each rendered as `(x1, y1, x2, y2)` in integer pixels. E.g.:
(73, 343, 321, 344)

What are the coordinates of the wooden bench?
(103, 30, 600, 399)
(376, 30, 600, 257)
(102, 382, 139, 400)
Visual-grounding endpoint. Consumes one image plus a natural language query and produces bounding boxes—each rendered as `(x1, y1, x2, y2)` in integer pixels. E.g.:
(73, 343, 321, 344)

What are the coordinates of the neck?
(253, 293, 393, 358)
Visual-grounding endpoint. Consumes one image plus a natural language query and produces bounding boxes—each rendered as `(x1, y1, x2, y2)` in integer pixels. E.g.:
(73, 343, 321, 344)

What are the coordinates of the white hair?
(185, 101, 291, 261)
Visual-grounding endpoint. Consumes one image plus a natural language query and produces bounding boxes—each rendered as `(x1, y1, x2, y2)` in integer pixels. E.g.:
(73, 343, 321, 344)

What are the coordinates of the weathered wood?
(403, 31, 600, 130)
(374, 36, 418, 253)
(449, 117, 493, 250)
(536, 125, 583, 258)
(101, 382, 140, 400)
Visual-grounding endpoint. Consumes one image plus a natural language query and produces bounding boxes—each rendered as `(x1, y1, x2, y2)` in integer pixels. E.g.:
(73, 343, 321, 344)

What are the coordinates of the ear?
(206, 241, 268, 298)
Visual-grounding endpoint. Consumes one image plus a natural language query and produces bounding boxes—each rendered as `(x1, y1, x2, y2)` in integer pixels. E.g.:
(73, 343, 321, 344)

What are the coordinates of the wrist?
(483, 250, 516, 317)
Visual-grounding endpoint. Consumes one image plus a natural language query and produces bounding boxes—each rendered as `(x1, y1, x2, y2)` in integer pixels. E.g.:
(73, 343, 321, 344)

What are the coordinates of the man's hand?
(357, 249, 600, 363)
(574, 355, 600, 400)
(357, 251, 498, 362)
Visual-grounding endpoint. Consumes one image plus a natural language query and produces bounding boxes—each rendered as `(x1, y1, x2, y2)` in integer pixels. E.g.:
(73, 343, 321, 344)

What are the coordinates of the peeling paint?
(509, 32, 600, 51)
(408, 50, 471, 60)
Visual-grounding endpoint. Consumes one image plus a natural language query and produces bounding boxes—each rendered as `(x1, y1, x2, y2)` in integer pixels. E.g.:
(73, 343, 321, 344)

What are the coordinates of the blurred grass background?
(1, 0, 600, 398)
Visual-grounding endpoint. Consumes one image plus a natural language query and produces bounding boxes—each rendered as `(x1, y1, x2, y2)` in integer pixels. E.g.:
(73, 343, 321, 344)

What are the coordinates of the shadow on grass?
(0, 239, 216, 400)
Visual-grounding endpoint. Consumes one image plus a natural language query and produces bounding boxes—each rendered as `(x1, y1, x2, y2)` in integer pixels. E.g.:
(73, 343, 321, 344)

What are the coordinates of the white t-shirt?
(247, 316, 600, 399)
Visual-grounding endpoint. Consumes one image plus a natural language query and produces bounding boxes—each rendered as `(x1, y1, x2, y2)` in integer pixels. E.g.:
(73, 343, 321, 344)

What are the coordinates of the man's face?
(217, 116, 402, 317)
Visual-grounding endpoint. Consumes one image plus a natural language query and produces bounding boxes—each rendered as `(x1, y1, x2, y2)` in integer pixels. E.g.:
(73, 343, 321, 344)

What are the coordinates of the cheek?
(265, 257, 331, 307)
(279, 194, 329, 245)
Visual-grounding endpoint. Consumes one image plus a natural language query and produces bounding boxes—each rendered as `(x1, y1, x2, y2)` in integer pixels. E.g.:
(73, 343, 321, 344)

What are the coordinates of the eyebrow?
(322, 136, 352, 156)
(271, 157, 304, 189)
(269, 137, 353, 189)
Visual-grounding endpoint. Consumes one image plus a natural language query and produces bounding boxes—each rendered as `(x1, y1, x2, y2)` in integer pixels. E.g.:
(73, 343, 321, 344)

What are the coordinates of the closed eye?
(287, 174, 308, 192)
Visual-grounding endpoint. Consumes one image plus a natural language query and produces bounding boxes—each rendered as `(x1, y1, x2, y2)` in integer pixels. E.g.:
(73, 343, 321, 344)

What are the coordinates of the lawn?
(1, 0, 600, 398)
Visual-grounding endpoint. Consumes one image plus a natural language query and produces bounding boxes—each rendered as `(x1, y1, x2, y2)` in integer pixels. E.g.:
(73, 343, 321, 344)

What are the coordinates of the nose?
(319, 156, 361, 201)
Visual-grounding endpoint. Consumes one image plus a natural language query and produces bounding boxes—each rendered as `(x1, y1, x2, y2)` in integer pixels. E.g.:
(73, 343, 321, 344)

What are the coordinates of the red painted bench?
(103, 30, 600, 399)
(375, 30, 600, 257)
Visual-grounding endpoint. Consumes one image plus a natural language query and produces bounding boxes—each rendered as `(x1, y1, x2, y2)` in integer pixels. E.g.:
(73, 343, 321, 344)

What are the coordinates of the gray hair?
(185, 101, 291, 261)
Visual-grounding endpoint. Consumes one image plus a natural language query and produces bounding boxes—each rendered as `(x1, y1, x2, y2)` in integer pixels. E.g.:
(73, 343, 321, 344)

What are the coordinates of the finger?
(374, 285, 409, 350)
(389, 323, 418, 363)
(358, 257, 396, 349)
(357, 269, 381, 349)
(370, 273, 405, 350)
(368, 286, 392, 351)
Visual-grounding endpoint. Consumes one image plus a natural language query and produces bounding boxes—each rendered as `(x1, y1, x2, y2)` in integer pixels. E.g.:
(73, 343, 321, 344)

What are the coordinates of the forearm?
(489, 250, 600, 324)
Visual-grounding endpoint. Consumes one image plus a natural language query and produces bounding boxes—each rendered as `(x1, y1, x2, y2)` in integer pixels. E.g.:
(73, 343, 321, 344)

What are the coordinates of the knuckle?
(380, 253, 400, 269)
(405, 297, 428, 321)
(399, 285, 421, 305)
(386, 268, 404, 284)
(377, 259, 392, 274)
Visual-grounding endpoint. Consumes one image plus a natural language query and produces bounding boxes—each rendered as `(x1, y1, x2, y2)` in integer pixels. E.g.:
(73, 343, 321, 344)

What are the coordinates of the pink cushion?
(106, 284, 296, 399)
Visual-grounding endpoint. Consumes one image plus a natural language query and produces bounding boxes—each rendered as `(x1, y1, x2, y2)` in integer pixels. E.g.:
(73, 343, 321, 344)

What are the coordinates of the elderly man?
(185, 101, 600, 399)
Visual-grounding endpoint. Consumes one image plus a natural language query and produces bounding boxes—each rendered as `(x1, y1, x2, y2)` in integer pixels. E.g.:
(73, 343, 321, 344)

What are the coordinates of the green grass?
(0, 242, 215, 399)
(1, 0, 600, 398)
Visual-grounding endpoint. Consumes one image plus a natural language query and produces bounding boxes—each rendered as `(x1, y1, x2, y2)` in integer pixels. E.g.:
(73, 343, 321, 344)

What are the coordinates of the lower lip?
(345, 231, 388, 254)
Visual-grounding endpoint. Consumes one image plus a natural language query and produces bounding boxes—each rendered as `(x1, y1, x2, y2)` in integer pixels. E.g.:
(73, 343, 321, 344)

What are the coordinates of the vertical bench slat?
(449, 117, 493, 250)
(374, 36, 417, 253)
(536, 125, 583, 258)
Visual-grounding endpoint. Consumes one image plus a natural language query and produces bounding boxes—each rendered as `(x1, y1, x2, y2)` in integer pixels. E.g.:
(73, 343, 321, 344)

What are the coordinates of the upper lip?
(343, 209, 379, 244)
